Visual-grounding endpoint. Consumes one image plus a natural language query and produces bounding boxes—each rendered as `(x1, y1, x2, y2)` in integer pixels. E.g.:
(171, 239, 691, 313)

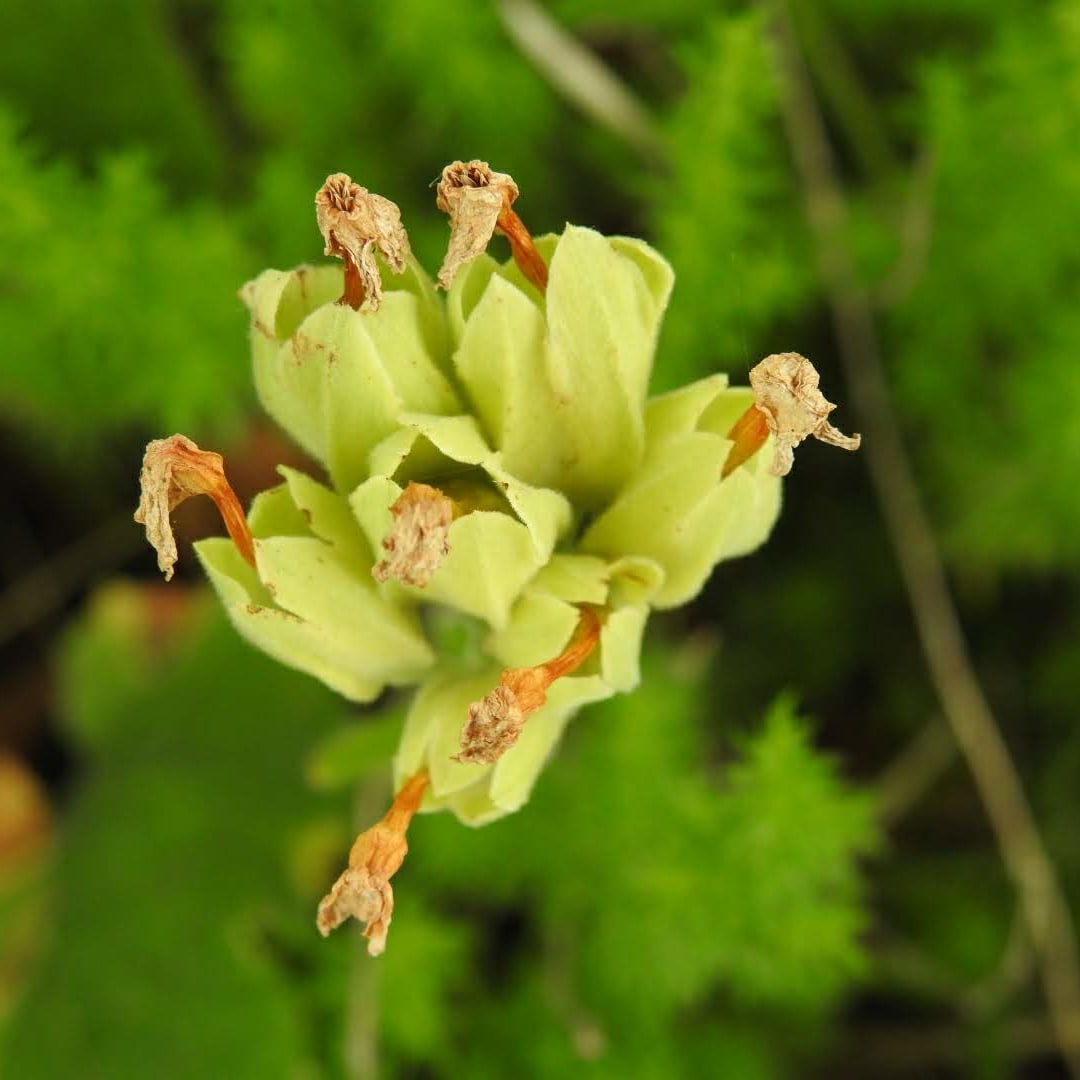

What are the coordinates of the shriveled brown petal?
(316, 770, 428, 955)
(456, 608, 602, 765)
(316, 824, 402, 955)
(316, 173, 410, 311)
(748, 353, 861, 476)
(372, 482, 454, 588)
(134, 435, 254, 581)
(435, 160, 520, 290)
(316, 866, 394, 955)
(455, 683, 529, 765)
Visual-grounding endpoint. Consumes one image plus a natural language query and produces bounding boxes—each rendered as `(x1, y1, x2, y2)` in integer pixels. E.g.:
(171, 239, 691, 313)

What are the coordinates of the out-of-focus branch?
(787, 0, 898, 180)
(763, 1, 1080, 1071)
(878, 145, 938, 307)
(0, 514, 141, 649)
(876, 717, 955, 827)
(343, 778, 389, 1080)
(964, 907, 1036, 1019)
(496, 0, 665, 161)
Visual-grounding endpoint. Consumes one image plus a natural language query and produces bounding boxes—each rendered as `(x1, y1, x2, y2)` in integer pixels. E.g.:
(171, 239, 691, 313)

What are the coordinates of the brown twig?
(877, 145, 938, 308)
(496, 0, 666, 162)
(0, 513, 143, 649)
(875, 717, 955, 827)
(763, 1, 1080, 1070)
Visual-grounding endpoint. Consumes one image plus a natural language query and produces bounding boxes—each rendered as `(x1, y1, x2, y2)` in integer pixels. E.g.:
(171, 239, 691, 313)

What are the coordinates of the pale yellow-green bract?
(196, 226, 781, 825)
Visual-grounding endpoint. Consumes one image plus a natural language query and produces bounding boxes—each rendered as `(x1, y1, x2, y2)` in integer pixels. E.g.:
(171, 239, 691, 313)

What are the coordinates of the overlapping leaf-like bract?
(197, 221, 782, 824)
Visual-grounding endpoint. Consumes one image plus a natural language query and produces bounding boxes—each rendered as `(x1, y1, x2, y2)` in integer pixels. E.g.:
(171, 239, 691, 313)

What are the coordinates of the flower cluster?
(135, 161, 859, 953)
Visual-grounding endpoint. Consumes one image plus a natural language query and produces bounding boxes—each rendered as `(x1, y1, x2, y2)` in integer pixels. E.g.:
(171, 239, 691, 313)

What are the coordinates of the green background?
(1, 1, 1078, 1075)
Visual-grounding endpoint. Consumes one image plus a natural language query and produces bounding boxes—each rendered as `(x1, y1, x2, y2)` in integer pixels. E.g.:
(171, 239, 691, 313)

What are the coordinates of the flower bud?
(194, 465, 435, 703)
(392, 552, 658, 825)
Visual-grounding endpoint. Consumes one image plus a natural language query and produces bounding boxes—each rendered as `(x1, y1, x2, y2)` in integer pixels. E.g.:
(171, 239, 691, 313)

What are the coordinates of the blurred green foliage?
(4, 597, 872, 1078)
(0, 0, 1077, 1075)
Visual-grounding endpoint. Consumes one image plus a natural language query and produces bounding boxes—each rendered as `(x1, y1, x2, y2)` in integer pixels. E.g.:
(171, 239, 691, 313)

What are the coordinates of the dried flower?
(315, 173, 410, 311)
(316, 769, 428, 954)
(372, 481, 454, 587)
(134, 435, 254, 581)
(435, 159, 548, 292)
(456, 607, 602, 764)
(721, 353, 861, 477)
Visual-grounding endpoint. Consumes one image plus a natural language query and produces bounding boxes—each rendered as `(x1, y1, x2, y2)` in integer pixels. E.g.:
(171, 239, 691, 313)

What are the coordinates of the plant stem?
(343, 778, 389, 1080)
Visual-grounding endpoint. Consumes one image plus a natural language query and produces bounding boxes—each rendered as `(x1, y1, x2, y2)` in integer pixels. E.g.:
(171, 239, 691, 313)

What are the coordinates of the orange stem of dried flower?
(496, 203, 549, 293)
(209, 483, 256, 568)
(340, 257, 366, 310)
(316, 768, 429, 954)
(382, 768, 429, 833)
(456, 606, 602, 765)
(135, 434, 256, 580)
(721, 403, 770, 478)
(523, 604, 602, 695)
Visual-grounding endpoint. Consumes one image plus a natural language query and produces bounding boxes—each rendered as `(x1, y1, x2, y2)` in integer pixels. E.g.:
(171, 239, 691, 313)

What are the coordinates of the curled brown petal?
(134, 435, 255, 581)
(372, 482, 455, 588)
(435, 159, 547, 293)
(316, 769, 429, 955)
(721, 353, 861, 478)
(315, 173, 410, 311)
(456, 607, 602, 765)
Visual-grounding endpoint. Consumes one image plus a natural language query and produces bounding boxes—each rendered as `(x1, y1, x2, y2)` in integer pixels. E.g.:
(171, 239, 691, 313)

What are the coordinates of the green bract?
(198, 225, 782, 825)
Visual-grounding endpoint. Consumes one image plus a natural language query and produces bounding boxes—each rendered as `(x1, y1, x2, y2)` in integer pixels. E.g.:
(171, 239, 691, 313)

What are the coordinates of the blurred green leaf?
(2, 592, 348, 1078)
(653, 12, 812, 392)
(406, 641, 876, 1063)
(0, 111, 253, 450)
(306, 709, 403, 791)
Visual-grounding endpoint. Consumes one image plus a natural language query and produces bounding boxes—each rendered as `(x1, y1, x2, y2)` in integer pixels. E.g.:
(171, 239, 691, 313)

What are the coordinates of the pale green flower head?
(135, 164, 858, 952)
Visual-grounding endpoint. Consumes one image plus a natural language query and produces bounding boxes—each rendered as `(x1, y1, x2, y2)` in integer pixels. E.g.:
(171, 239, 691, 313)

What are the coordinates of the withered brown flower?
(134, 435, 254, 581)
(372, 482, 455, 588)
(435, 160, 548, 292)
(316, 769, 429, 955)
(456, 607, 602, 764)
(315, 173, 410, 311)
(722, 354, 861, 478)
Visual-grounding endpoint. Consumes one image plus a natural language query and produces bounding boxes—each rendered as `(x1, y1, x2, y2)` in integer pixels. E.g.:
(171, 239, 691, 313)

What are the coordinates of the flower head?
(136, 162, 858, 952)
